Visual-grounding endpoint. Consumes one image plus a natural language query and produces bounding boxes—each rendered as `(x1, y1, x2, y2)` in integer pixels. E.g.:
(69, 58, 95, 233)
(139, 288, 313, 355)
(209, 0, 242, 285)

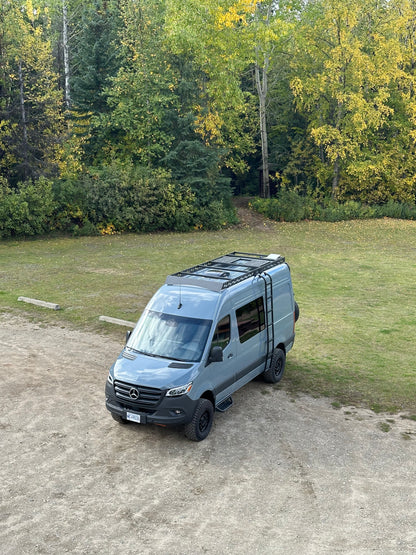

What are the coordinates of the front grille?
(114, 380, 164, 409)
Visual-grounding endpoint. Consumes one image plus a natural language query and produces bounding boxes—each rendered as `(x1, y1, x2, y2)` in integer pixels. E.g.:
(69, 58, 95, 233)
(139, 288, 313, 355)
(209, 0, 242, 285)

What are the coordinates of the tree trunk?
(332, 156, 340, 199)
(331, 96, 343, 199)
(18, 60, 29, 178)
(62, 0, 71, 110)
(255, 57, 270, 199)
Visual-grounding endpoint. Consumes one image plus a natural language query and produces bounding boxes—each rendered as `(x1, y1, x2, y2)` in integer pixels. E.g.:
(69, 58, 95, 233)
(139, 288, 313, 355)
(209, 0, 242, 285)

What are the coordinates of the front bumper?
(105, 381, 197, 426)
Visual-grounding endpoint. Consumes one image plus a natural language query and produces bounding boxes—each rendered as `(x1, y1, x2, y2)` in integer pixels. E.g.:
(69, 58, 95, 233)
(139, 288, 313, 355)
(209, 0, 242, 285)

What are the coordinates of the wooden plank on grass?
(99, 315, 136, 328)
(18, 296, 61, 310)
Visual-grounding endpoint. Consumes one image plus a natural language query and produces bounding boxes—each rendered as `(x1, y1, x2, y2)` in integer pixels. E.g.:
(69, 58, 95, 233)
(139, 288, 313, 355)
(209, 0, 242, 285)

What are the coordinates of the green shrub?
(53, 161, 238, 235)
(252, 191, 416, 223)
(253, 190, 310, 222)
(83, 163, 196, 233)
(377, 200, 416, 219)
(52, 177, 91, 234)
(0, 176, 54, 238)
(52, 163, 196, 234)
(194, 199, 238, 230)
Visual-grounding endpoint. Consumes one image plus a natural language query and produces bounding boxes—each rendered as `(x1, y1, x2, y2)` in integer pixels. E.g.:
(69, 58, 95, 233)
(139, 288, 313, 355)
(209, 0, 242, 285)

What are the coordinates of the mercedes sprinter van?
(105, 252, 299, 441)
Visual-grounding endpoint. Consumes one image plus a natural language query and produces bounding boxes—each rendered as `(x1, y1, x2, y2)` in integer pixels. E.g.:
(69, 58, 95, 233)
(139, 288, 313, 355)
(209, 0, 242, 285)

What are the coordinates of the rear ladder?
(261, 272, 275, 372)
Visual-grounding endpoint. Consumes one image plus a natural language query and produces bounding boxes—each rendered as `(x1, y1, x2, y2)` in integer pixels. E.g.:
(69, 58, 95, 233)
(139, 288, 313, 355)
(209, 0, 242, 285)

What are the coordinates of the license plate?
(126, 411, 141, 423)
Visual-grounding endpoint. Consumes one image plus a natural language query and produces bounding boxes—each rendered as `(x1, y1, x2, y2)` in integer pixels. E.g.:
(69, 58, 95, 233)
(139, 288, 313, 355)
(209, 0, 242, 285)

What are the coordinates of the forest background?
(1, 0, 416, 238)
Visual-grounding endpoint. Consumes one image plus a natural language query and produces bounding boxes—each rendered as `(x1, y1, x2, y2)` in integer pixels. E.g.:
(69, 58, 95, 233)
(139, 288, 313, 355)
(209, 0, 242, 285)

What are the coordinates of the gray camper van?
(105, 252, 299, 441)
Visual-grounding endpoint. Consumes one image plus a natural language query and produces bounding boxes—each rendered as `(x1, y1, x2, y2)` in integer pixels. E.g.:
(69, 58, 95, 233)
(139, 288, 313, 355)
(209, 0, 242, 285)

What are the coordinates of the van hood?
(111, 348, 197, 389)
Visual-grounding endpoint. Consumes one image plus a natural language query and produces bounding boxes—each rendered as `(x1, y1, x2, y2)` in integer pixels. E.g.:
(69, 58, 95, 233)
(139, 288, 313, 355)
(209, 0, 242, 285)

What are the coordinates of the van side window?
(211, 315, 231, 350)
(236, 297, 265, 343)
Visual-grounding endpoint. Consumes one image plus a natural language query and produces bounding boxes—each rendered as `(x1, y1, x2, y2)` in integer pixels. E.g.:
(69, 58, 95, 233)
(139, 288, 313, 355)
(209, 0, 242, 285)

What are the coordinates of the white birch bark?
(62, 0, 71, 109)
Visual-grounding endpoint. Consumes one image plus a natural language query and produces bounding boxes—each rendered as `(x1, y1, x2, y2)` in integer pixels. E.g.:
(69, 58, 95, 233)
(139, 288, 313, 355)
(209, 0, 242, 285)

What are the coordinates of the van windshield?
(126, 310, 212, 363)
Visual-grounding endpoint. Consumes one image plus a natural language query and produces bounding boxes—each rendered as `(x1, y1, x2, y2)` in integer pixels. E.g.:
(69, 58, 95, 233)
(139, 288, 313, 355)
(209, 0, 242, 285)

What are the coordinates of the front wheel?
(264, 348, 286, 383)
(184, 398, 214, 441)
(111, 413, 128, 425)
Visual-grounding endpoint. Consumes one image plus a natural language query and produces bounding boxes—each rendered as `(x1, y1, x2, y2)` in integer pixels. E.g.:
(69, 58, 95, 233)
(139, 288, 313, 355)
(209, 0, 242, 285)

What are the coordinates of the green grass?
(1, 218, 416, 413)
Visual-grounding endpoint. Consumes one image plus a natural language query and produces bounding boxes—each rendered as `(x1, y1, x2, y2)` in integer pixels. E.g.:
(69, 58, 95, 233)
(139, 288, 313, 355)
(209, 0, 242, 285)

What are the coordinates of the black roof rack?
(165, 252, 285, 292)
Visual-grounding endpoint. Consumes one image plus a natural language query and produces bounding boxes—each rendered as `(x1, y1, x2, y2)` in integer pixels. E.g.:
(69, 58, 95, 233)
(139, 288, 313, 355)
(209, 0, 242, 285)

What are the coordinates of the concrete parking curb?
(99, 315, 135, 327)
(18, 296, 61, 310)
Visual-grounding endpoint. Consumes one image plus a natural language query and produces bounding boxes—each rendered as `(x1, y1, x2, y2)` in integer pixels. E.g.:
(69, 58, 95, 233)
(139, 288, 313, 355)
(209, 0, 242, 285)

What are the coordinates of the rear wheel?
(184, 398, 214, 441)
(264, 348, 286, 383)
(294, 301, 300, 323)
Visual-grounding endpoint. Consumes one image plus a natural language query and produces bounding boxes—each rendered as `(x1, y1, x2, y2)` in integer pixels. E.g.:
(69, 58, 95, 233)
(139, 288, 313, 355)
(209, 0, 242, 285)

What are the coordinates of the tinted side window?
(211, 315, 231, 350)
(236, 297, 265, 343)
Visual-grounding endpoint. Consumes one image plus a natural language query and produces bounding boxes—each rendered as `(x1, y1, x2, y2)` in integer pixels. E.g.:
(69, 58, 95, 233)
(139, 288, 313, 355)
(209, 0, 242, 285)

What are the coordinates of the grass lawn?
(1, 216, 415, 414)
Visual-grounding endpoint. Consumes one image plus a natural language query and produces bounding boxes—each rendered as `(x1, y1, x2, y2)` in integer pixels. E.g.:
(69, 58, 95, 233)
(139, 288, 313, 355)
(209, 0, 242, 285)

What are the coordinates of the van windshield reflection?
(127, 310, 212, 362)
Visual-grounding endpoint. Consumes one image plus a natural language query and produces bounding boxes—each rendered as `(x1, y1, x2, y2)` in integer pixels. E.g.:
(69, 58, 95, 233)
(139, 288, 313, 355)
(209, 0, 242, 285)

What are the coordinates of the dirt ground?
(233, 197, 278, 231)
(1, 314, 416, 554)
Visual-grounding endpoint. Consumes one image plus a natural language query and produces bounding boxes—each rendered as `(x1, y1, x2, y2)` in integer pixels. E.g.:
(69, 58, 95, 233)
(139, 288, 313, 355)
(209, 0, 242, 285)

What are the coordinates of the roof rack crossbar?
(166, 252, 285, 291)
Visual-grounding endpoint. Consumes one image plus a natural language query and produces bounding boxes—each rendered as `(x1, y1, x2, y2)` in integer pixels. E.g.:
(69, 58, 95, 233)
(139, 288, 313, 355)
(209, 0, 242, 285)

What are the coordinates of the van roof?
(166, 252, 285, 292)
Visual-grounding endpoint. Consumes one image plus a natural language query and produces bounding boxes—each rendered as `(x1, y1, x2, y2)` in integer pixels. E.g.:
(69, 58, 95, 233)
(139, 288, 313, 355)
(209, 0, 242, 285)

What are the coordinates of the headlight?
(166, 382, 192, 397)
(107, 373, 114, 385)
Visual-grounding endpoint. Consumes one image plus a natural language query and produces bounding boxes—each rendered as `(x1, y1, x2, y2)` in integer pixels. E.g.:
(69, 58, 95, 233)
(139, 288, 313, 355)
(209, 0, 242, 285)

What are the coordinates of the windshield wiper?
(125, 346, 141, 354)
(127, 348, 192, 362)
(135, 350, 158, 357)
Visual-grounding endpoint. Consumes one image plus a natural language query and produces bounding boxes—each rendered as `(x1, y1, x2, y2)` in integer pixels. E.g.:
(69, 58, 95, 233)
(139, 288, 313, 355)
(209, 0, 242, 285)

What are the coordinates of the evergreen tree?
(0, 1, 15, 179)
(0, 0, 64, 185)
(68, 0, 122, 164)
(100, 0, 178, 166)
(71, 0, 121, 115)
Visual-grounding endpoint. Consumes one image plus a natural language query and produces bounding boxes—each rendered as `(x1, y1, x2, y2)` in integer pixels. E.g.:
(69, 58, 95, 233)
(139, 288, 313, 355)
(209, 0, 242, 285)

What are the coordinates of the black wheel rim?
(274, 358, 283, 378)
(198, 410, 210, 433)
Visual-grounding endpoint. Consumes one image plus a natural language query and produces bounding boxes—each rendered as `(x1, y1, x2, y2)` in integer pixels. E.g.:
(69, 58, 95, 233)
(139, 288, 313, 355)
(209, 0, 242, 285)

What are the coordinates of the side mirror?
(125, 330, 132, 344)
(208, 345, 223, 363)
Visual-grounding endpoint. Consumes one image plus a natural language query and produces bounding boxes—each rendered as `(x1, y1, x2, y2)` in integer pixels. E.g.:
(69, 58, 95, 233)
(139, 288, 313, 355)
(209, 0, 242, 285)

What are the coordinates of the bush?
(193, 199, 238, 230)
(84, 163, 196, 233)
(53, 161, 238, 235)
(376, 200, 416, 220)
(52, 177, 92, 234)
(52, 163, 197, 234)
(253, 190, 311, 222)
(0, 176, 54, 238)
(251, 191, 416, 223)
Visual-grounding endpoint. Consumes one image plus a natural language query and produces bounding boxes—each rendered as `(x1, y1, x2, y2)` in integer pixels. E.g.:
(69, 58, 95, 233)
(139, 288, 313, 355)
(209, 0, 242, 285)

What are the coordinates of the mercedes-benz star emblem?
(129, 387, 139, 400)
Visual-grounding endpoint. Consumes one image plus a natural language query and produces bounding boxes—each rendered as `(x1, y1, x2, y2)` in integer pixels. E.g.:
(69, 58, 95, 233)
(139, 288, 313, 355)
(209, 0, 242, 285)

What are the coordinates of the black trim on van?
(235, 356, 265, 381)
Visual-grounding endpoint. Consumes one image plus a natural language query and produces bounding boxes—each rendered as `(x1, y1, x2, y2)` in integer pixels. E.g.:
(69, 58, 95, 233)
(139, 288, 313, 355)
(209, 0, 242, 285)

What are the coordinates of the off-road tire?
(264, 348, 286, 383)
(184, 398, 214, 441)
(295, 301, 300, 323)
(111, 413, 128, 424)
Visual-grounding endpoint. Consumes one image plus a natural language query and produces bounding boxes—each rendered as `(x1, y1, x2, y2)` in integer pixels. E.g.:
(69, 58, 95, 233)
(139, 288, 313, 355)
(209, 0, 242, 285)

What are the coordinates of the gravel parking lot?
(1, 315, 415, 554)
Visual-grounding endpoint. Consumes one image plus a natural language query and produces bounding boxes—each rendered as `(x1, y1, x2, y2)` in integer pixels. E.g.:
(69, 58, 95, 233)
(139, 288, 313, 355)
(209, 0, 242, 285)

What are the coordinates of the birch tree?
(291, 0, 408, 200)
(62, 0, 71, 109)
(166, 0, 293, 197)
(165, 0, 257, 176)
(250, 1, 294, 197)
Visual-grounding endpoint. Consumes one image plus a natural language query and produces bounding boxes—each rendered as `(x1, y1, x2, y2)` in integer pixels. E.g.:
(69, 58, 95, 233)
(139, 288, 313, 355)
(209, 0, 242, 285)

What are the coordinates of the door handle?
(227, 353, 234, 359)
